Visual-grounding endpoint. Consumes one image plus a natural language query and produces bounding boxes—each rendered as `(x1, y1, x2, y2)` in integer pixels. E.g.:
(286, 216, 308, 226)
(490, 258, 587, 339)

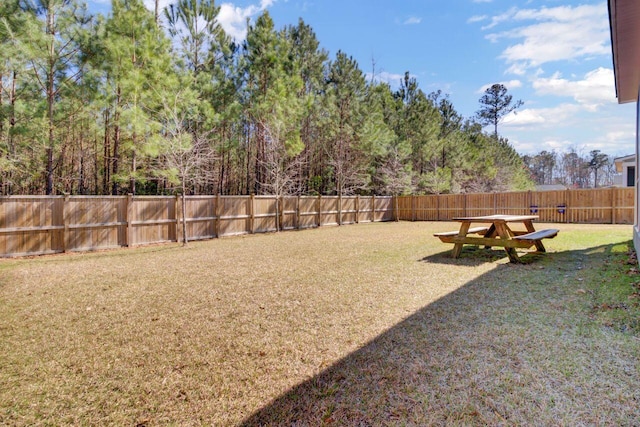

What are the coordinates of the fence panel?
(281, 197, 298, 230)
(374, 196, 394, 221)
(529, 190, 567, 222)
(466, 193, 494, 217)
(396, 196, 413, 220)
(567, 189, 611, 223)
(496, 191, 529, 216)
(253, 196, 277, 233)
(396, 188, 634, 225)
(131, 197, 176, 245)
(613, 188, 634, 224)
(298, 196, 320, 229)
(218, 196, 250, 236)
(66, 196, 126, 251)
(182, 196, 217, 241)
(358, 197, 374, 222)
(0, 196, 63, 256)
(440, 194, 465, 220)
(321, 197, 339, 226)
(341, 197, 357, 224)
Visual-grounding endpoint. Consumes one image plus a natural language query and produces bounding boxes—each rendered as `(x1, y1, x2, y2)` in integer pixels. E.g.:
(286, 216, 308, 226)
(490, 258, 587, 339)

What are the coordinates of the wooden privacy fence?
(397, 187, 635, 224)
(0, 188, 634, 257)
(0, 195, 394, 257)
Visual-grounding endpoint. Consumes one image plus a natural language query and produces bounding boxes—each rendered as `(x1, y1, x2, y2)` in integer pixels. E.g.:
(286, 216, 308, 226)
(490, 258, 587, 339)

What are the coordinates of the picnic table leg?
(483, 224, 497, 248)
(451, 222, 471, 258)
(495, 222, 521, 263)
(524, 220, 546, 252)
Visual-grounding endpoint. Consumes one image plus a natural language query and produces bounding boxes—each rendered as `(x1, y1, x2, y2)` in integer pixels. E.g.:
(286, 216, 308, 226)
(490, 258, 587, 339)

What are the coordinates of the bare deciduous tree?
(156, 93, 217, 244)
(258, 118, 306, 231)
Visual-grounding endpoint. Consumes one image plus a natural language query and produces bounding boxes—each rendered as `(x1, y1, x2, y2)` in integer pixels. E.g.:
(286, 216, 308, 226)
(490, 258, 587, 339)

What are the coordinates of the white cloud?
(484, 4, 610, 71)
(477, 79, 522, 93)
(403, 16, 422, 25)
(502, 103, 583, 128)
(467, 15, 487, 24)
(366, 71, 407, 87)
(532, 67, 616, 110)
(143, 0, 172, 12)
(505, 63, 528, 76)
(218, 0, 277, 41)
(512, 137, 577, 154)
(139, 0, 276, 39)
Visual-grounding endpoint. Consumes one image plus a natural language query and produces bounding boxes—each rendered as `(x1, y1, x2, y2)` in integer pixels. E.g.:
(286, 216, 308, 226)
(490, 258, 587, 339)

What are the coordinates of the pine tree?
(17, 0, 91, 194)
(476, 83, 523, 139)
(101, 0, 179, 194)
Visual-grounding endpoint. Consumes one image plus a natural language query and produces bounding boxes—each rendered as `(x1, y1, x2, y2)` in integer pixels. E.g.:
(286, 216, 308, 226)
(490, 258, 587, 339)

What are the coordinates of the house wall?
(634, 88, 640, 255)
(614, 161, 636, 187)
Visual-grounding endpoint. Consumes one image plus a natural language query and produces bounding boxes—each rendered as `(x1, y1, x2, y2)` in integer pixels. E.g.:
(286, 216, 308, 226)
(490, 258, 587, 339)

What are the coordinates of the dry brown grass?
(1, 221, 638, 425)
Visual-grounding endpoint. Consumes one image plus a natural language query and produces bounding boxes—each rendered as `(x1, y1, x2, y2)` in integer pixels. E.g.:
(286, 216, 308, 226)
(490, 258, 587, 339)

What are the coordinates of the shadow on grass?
(421, 246, 548, 265)
(240, 242, 638, 425)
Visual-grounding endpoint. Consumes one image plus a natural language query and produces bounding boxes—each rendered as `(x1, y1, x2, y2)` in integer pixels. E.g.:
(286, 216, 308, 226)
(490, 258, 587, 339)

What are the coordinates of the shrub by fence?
(397, 187, 634, 224)
(0, 195, 394, 257)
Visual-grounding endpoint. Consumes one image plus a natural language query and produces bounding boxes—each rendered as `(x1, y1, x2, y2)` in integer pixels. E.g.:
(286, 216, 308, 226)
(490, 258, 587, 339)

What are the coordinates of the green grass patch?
(581, 241, 640, 334)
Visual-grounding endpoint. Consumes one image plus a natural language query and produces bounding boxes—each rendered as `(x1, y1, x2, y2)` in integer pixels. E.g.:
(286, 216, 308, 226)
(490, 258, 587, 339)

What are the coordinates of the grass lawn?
(1, 221, 639, 425)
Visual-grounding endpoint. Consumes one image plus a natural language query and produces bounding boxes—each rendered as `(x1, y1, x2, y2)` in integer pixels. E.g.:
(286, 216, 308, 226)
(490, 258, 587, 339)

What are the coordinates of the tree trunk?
(45, 6, 56, 195)
(130, 147, 136, 194)
(181, 183, 188, 245)
(112, 87, 121, 195)
(102, 109, 110, 194)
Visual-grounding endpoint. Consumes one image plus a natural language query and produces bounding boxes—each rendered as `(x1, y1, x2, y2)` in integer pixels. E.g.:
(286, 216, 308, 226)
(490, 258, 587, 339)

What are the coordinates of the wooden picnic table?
(434, 214, 559, 263)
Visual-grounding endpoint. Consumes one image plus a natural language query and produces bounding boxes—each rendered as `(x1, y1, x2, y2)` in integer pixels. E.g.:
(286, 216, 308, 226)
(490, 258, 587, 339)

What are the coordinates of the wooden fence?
(0, 195, 394, 257)
(397, 187, 635, 224)
(0, 188, 634, 258)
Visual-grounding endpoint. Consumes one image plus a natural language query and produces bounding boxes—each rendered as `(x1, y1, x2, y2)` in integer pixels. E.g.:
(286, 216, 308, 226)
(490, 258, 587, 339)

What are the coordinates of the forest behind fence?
(0, 187, 634, 258)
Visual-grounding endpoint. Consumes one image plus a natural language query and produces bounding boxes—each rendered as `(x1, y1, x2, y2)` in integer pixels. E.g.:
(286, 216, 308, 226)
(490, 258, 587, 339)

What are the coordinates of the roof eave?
(609, 0, 640, 104)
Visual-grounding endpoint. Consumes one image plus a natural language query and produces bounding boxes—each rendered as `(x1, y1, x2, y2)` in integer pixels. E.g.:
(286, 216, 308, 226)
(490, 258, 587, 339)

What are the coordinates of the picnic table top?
(452, 214, 538, 223)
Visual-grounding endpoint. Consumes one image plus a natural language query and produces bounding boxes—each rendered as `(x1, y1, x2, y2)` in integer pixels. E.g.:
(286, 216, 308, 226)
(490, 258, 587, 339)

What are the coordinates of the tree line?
(0, 0, 532, 196)
(522, 148, 619, 189)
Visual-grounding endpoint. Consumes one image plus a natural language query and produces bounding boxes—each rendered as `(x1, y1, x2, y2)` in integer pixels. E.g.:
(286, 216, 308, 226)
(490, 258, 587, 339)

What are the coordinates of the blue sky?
(89, 0, 637, 158)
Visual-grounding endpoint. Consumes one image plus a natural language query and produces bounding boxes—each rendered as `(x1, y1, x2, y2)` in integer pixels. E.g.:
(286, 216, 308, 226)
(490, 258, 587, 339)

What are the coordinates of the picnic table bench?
(434, 214, 559, 263)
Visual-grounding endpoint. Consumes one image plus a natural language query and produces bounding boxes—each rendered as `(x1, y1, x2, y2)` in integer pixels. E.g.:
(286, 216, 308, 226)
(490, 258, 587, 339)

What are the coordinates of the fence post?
(175, 194, 180, 243)
(338, 194, 342, 226)
(126, 194, 133, 247)
(372, 195, 376, 222)
(296, 196, 301, 230)
(249, 194, 255, 234)
(317, 195, 322, 227)
(436, 194, 440, 222)
(355, 195, 360, 223)
(393, 196, 397, 222)
(62, 194, 69, 252)
(215, 194, 221, 237)
(278, 196, 283, 231)
(210, 196, 216, 237)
